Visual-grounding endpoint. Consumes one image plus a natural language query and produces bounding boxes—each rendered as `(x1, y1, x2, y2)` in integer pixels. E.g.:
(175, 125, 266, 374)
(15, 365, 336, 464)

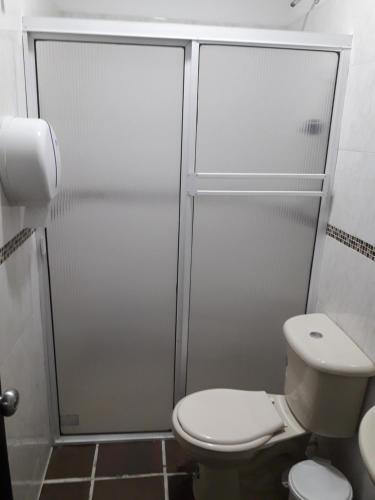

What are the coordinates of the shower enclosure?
(23, 18, 351, 438)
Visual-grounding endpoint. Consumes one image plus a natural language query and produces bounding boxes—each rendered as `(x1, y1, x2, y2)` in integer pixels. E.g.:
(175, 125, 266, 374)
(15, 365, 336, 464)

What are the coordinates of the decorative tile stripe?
(327, 224, 375, 261)
(0, 228, 35, 265)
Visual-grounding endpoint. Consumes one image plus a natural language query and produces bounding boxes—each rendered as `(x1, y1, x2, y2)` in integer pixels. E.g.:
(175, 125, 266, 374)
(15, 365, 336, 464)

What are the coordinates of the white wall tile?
(49, 0, 312, 28)
(0, 192, 24, 253)
(304, 0, 353, 34)
(306, 0, 375, 66)
(317, 236, 375, 361)
(339, 61, 375, 153)
(329, 150, 375, 245)
(349, 0, 375, 66)
(0, 237, 34, 365)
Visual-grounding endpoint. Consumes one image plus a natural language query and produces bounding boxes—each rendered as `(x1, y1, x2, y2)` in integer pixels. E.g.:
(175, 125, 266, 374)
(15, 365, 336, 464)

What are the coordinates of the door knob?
(0, 389, 20, 417)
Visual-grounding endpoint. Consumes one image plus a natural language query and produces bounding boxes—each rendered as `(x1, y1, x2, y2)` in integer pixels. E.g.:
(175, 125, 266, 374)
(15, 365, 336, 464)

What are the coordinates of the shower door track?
(22, 18, 351, 444)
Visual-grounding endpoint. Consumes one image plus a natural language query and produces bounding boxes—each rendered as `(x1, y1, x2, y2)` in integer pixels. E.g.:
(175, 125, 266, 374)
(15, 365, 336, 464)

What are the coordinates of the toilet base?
(193, 464, 241, 500)
(191, 434, 310, 500)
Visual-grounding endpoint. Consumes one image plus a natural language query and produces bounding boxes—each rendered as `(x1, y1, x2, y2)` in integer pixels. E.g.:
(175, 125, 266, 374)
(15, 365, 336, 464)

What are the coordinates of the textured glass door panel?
(187, 45, 338, 395)
(36, 42, 184, 433)
(187, 197, 321, 394)
(196, 45, 338, 173)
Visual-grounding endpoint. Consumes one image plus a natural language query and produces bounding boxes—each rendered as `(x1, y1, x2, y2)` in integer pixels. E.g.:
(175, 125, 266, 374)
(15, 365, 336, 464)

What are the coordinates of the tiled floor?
(39, 439, 195, 500)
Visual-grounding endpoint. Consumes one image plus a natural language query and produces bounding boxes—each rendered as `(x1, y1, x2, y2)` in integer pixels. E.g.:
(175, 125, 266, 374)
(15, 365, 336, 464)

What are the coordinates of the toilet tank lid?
(283, 314, 375, 377)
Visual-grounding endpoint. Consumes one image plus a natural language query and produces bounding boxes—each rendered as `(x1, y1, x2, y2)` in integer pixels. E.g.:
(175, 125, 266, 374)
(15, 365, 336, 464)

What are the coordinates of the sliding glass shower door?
(35, 38, 340, 433)
(36, 42, 184, 433)
(186, 45, 338, 394)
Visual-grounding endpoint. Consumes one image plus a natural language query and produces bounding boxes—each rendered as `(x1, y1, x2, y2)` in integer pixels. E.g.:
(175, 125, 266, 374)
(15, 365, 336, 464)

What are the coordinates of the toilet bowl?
(172, 314, 375, 500)
(172, 390, 306, 465)
(172, 390, 307, 500)
(172, 389, 306, 500)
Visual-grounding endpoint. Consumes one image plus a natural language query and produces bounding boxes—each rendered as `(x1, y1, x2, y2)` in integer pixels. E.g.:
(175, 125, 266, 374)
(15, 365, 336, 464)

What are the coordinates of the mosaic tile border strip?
(0, 228, 35, 265)
(327, 224, 375, 261)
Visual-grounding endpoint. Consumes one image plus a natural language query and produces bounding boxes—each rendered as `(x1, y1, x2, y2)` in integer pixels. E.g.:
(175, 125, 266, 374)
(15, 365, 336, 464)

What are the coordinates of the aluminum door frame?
(22, 18, 351, 444)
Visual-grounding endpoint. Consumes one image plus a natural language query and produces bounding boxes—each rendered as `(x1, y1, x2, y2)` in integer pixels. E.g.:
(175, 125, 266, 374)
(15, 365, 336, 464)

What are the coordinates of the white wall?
(0, 1, 59, 499)
(304, 1, 375, 499)
(51, 0, 309, 28)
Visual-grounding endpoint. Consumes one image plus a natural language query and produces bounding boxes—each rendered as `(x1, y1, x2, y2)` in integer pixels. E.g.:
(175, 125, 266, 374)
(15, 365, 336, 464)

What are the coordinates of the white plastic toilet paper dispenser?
(0, 116, 61, 227)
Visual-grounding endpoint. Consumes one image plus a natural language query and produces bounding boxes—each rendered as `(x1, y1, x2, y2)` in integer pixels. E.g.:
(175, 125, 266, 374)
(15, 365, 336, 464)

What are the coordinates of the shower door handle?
(0, 389, 20, 417)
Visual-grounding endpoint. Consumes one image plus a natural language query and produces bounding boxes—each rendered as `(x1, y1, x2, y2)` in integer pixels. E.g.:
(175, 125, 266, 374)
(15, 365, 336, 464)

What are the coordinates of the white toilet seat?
(173, 389, 284, 453)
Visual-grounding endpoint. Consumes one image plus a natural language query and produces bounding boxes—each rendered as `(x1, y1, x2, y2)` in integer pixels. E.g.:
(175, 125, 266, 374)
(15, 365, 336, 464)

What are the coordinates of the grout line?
(43, 472, 189, 484)
(44, 477, 91, 484)
(95, 473, 164, 481)
(37, 445, 53, 499)
(162, 439, 167, 469)
(164, 474, 170, 500)
(88, 444, 99, 500)
(54, 432, 173, 446)
(339, 148, 375, 155)
(162, 440, 169, 500)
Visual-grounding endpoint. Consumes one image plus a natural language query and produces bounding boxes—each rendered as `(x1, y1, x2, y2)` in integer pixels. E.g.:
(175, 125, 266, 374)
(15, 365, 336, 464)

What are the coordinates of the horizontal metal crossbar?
(191, 189, 324, 197)
(194, 172, 326, 179)
(188, 172, 327, 197)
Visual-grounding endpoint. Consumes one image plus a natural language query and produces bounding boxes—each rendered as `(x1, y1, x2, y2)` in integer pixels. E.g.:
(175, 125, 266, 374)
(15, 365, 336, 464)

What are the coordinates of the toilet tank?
(283, 314, 375, 438)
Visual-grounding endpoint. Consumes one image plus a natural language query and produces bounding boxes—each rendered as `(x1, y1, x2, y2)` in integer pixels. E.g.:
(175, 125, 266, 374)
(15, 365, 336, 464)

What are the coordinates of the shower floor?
(39, 439, 195, 500)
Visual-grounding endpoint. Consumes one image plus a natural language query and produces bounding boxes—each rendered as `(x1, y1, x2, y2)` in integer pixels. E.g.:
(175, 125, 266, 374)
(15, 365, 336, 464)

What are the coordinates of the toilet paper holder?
(0, 116, 61, 227)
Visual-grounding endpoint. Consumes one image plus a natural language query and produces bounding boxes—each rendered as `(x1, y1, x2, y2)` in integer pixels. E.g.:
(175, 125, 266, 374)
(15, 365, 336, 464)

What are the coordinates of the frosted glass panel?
(36, 42, 184, 433)
(187, 45, 338, 395)
(187, 196, 321, 394)
(196, 45, 338, 173)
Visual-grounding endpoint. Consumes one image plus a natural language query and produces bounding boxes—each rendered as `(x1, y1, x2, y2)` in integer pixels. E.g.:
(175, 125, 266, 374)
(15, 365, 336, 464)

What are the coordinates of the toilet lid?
(177, 389, 284, 445)
(289, 460, 353, 500)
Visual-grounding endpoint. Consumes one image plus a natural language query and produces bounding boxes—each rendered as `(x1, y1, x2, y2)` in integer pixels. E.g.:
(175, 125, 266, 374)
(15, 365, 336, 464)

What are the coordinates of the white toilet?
(172, 314, 375, 500)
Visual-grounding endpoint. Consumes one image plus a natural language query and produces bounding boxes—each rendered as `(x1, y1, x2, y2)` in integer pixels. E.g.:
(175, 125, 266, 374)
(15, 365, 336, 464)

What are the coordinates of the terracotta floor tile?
(96, 441, 162, 476)
(39, 481, 90, 500)
(46, 445, 95, 479)
(93, 477, 164, 500)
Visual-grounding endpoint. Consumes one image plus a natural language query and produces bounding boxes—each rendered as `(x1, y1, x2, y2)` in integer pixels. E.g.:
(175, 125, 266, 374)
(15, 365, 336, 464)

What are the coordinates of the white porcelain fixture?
(0, 116, 61, 227)
(172, 313, 375, 500)
(284, 313, 375, 438)
(288, 459, 353, 500)
(359, 406, 375, 484)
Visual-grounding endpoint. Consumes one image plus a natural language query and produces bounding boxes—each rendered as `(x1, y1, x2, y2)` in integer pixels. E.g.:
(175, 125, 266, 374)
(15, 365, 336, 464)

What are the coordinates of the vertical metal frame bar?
(22, 33, 39, 117)
(174, 41, 200, 403)
(306, 49, 351, 312)
(22, 33, 61, 441)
